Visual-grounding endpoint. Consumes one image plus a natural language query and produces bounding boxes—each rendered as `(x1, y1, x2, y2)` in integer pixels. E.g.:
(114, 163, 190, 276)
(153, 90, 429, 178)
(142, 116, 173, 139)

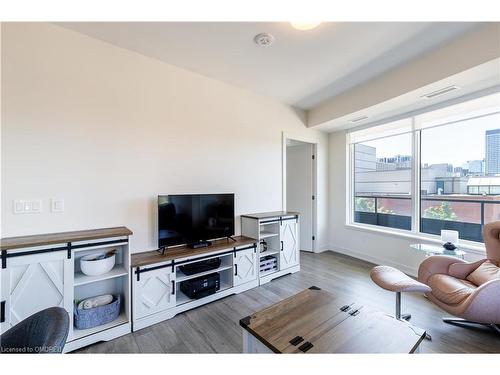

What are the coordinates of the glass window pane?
(420, 112, 500, 243)
(353, 133, 412, 230)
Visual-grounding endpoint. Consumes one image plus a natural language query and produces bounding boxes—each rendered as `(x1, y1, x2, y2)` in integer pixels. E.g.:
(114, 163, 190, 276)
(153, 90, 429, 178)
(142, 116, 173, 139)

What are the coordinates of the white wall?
(0, 23, 329, 253)
(329, 130, 482, 276)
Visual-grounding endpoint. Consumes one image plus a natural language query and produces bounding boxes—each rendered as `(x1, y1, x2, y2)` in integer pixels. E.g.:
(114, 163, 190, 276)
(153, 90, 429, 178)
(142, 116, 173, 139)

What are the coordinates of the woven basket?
(74, 295, 121, 330)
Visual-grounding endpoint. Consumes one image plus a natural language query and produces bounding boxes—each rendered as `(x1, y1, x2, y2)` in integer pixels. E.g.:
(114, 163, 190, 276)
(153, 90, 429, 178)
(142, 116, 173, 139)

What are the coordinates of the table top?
(240, 287, 426, 353)
(1, 227, 132, 251)
(241, 211, 299, 220)
(131, 236, 256, 267)
(410, 243, 466, 257)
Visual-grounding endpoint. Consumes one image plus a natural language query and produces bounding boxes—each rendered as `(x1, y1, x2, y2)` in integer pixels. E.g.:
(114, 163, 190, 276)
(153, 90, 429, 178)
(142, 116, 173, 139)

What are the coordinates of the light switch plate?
(13, 199, 42, 214)
(51, 198, 65, 213)
(31, 199, 42, 213)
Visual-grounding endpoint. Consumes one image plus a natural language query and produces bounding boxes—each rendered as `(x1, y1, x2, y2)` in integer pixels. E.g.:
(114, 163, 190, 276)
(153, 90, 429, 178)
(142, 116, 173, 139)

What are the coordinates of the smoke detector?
(254, 33, 275, 47)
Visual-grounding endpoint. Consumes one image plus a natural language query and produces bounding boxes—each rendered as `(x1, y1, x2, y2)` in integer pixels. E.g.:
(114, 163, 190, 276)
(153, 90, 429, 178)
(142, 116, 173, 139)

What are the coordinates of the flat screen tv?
(158, 193, 235, 248)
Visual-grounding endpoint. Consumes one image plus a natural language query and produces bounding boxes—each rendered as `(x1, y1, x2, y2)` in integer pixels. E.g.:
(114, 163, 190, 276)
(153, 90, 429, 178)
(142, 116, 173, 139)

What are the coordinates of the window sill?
(344, 222, 486, 255)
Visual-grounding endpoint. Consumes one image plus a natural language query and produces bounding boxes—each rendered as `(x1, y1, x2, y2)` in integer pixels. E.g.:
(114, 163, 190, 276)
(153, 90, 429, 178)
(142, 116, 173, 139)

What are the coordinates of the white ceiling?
(57, 22, 479, 110)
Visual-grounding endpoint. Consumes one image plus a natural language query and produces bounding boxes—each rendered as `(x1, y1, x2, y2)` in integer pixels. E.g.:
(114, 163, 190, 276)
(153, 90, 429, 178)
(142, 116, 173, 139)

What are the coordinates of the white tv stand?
(0, 227, 133, 352)
(131, 211, 300, 332)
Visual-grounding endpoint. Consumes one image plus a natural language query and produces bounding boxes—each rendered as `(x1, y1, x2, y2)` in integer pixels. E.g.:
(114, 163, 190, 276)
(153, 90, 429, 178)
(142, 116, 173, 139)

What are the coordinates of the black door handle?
(171, 280, 175, 295)
(235, 264, 238, 276)
(281, 241, 284, 251)
(0, 301, 5, 323)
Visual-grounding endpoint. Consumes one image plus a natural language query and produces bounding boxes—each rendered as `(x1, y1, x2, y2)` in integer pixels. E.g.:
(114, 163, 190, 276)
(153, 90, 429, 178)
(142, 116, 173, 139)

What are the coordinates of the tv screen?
(158, 193, 235, 248)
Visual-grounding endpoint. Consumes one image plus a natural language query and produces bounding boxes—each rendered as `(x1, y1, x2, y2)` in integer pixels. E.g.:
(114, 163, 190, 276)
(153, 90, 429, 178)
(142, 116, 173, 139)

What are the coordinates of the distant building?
(354, 144, 377, 172)
(467, 160, 485, 174)
(467, 176, 500, 195)
(486, 129, 500, 175)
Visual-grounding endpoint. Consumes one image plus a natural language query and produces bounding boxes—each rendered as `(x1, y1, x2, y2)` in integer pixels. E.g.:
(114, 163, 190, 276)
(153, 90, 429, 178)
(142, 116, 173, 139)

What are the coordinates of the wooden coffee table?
(240, 286, 426, 353)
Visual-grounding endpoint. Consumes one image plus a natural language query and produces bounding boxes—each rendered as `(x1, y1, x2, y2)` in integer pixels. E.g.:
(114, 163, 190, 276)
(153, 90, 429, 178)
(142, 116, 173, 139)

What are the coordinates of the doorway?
(284, 137, 316, 252)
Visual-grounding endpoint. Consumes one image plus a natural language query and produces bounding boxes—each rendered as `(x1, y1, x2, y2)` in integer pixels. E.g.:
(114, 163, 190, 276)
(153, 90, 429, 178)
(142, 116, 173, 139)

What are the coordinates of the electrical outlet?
(51, 198, 65, 213)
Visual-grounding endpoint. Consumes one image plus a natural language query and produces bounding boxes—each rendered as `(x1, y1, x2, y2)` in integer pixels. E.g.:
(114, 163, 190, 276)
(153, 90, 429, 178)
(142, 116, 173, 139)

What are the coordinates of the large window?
(353, 132, 413, 230)
(349, 92, 500, 244)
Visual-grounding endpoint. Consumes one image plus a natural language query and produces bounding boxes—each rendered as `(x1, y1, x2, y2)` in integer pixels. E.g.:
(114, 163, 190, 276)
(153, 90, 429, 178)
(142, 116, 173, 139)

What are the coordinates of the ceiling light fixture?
(421, 85, 460, 99)
(253, 33, 275, 47)
(290, 22, 321, 31)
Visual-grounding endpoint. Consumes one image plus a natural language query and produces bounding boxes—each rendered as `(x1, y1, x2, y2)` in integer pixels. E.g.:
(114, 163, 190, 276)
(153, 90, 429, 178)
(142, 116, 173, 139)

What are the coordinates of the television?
(158, 193, 235, 248)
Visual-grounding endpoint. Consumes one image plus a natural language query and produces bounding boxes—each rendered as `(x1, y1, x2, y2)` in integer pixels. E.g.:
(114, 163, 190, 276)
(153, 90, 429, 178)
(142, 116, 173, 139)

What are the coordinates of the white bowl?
(80, 252, 116, 276)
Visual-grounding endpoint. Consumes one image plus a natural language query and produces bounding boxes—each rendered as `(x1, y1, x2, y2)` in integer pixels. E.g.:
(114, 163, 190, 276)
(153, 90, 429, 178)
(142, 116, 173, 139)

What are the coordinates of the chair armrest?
(448, 259, 487, 279)
(462, 278, 500, 323)
(417, 255, 467, 285)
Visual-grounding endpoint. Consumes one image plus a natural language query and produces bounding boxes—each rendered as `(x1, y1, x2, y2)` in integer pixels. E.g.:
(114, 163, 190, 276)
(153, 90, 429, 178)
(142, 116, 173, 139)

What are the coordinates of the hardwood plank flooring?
(74, 251, 500, 354)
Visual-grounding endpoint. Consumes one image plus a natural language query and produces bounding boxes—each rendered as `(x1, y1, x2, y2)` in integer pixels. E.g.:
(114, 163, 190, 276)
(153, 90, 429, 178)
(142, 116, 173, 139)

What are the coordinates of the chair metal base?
(395, 292, 431, 340)
(443, 318, 500, 335)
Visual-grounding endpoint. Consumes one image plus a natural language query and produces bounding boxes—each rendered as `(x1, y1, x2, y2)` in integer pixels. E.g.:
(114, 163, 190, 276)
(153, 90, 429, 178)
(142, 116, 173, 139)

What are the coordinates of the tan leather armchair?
(418, 222, 500, 334)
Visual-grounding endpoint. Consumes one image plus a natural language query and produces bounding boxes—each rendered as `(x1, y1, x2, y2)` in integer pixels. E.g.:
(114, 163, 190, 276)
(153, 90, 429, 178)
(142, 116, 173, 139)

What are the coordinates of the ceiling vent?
(349, 115, 369, 123)
(421, 85, 460, 99)
(253, 33, 275, 47)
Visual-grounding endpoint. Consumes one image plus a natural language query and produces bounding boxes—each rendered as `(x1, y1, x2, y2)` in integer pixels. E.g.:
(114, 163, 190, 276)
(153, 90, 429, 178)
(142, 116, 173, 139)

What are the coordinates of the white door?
(280, 219, 299, 269)
(0, 251, 73, 334)
(233, 248, 257, 286)
(132, 266, 175, 320)
(286, 142, 314, 252)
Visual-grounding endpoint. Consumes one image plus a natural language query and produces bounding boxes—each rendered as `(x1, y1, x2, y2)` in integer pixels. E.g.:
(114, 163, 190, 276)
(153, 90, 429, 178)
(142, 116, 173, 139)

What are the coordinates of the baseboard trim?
(328, 245, 418, 277)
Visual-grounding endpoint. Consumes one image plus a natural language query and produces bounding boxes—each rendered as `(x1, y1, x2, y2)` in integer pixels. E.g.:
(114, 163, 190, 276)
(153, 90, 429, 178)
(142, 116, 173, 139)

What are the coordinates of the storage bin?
(74, 295, 121, 330)
(80, 252, 116, 276)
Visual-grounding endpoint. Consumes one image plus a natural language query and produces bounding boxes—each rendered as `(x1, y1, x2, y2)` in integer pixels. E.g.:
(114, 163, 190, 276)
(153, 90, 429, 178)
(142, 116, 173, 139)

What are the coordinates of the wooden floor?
(75, 251, 500, 353)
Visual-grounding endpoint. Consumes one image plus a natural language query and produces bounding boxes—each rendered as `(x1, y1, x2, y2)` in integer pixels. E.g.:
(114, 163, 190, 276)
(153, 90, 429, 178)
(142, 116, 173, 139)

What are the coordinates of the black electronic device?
(158, 193, 235, 248)
(180, 272, 220, 299)
(179, 258, 221, 276)
(443, 242, 457, 250)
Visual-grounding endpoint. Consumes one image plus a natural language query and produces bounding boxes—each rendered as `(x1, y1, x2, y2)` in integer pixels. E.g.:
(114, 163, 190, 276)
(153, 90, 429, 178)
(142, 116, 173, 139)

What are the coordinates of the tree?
(355, 197, 394, 214)
(424, 202, 458, 221)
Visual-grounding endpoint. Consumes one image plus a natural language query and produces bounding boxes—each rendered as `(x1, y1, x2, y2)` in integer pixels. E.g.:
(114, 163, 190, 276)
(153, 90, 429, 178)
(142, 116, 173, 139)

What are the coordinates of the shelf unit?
(241, 212, 300, 285)
(74, 266, 128, 286)
(259, 231, 279, 239)
(176, 277, 233, 306)
(131, 237, 261, 331)
(175, 253, 233, 282)
(72, 313, 128, 340)
(70, 242, 131, 347)
(0, 227, 133, 352)
(175, 258, 233, 306)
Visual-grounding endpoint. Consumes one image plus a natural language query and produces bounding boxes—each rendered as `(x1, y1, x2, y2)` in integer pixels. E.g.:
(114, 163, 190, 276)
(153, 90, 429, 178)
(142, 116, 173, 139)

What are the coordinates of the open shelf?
(176, 280, 232, 306)
(259, 231, 279, 239)
(260, 268, 278, 277)
(176, 264, 233, 282)
(71, 312, 128, 341)
(259, 250, 280, 257)
(74, 266, 128, 286)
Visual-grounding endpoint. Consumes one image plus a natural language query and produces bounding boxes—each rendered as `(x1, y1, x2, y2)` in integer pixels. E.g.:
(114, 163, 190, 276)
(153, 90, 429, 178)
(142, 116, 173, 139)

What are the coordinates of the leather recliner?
(418, 221, 500, 333)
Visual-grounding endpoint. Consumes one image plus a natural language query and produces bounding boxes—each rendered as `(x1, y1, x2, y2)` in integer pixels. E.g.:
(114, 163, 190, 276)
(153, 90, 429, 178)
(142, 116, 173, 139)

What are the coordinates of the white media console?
(131, 211, 300, 331)
(0, 211, 300, 350)
(0, 227, 133, 352)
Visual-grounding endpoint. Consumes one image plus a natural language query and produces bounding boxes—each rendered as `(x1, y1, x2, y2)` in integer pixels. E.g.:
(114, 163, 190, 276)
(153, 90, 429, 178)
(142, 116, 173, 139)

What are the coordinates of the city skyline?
(362, 113, 500, 172)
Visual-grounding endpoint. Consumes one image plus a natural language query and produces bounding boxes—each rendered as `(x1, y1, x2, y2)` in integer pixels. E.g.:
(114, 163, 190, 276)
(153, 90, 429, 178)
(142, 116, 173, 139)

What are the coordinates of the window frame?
(346, 89, 500, 251)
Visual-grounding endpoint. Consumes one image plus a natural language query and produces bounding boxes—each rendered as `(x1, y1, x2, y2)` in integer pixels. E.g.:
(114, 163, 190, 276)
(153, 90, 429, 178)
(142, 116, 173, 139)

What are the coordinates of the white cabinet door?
(132, 266, 175, 320)
(0, 251, 73, 334)
(233, 247, 257, 287)
(279, 219, 299, 270)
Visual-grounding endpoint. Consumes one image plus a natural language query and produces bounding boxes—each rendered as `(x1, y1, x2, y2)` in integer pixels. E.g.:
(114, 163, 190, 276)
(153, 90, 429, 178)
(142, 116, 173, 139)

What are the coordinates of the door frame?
(282, 132, 318, 253)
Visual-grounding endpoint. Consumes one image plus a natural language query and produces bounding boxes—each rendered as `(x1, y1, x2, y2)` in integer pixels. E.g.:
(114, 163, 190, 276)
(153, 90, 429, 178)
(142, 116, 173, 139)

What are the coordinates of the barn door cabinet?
(241, 211, 300, 285)
(130, 237, 259, 331)
(0, 227, 133, 352)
